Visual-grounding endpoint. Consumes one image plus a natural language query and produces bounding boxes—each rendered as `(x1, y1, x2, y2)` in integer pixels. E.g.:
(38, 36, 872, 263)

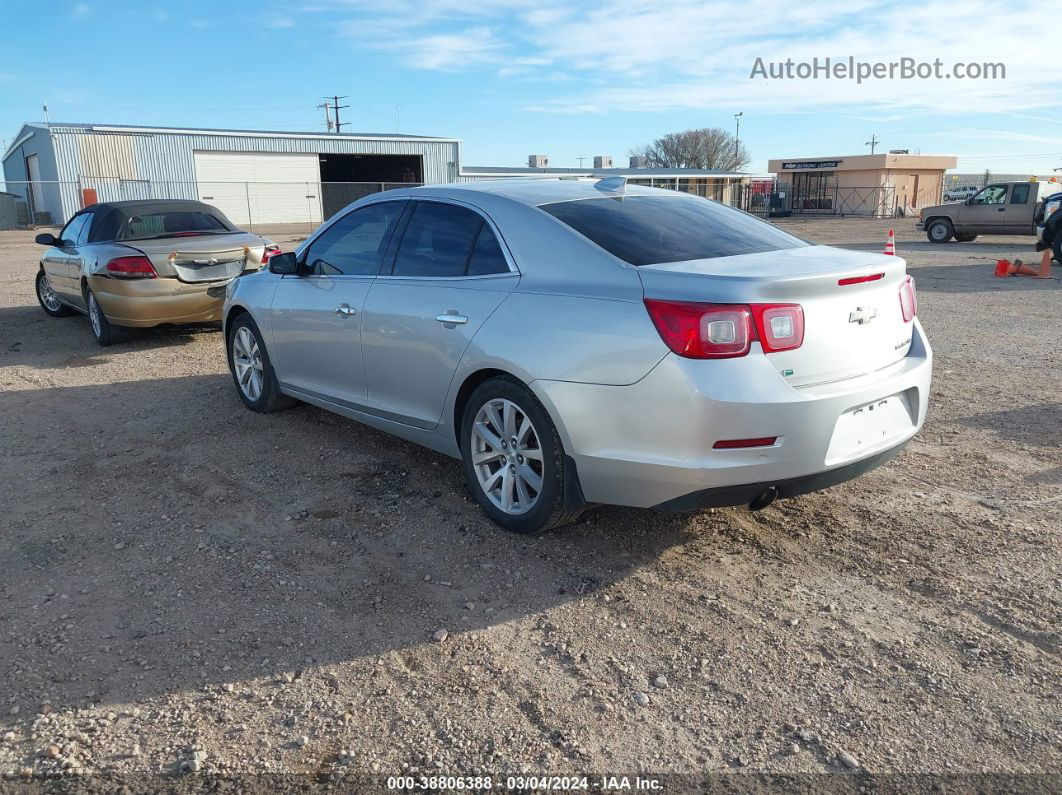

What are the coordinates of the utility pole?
(316, 102, 334, 132)
(576, 157, 587, 169)
(733, 112, 743, 165)
(865, 134, 880, 154)
(323, 95, 349, 132)
(396, 104, 401, 133)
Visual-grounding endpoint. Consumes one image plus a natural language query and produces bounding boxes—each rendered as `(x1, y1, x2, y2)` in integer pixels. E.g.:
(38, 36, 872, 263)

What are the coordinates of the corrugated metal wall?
(48, 126, 460, 219)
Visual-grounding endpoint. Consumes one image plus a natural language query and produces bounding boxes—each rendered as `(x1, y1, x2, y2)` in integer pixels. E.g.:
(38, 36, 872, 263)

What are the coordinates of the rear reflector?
(838, 272, 885, 286)
(713, 437, 778, 449)
(105, 255, 157, 278)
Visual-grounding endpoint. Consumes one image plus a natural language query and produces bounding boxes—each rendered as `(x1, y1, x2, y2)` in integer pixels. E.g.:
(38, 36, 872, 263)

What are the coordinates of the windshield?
(123, 211, 229, 240)
(539, 195, 809, 266)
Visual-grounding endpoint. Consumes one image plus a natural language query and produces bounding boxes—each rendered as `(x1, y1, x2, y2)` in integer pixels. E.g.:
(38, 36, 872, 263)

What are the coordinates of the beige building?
(767, 153, 958, 217)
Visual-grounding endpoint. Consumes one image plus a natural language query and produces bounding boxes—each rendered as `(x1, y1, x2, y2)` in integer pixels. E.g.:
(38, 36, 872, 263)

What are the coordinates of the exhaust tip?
(749, 486, 778, 512)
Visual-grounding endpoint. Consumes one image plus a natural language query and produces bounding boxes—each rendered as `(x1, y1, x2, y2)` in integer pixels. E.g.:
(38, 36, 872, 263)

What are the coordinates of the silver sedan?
(223, 179, 932, 533)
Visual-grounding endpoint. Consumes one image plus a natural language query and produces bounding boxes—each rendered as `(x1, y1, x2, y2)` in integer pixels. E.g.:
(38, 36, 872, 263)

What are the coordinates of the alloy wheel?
(38, 275, 61, 312)
(88, 293, 102, 338)
(470, 398, 544, 515)
(232, 326, 265, 402)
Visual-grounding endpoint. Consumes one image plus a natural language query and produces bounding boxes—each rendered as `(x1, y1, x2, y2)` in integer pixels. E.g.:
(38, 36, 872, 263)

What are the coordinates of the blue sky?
(2, 0, 1060, 174)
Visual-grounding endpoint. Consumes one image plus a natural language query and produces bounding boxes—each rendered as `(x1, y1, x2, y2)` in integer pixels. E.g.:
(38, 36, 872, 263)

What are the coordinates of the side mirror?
(35, 233, 57, 246)
(965, 198, 974, 205)
(268, 251, 299, 275)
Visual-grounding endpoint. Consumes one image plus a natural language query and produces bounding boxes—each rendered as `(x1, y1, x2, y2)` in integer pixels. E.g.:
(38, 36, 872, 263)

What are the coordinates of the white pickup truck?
(918, 180, 1062, 243)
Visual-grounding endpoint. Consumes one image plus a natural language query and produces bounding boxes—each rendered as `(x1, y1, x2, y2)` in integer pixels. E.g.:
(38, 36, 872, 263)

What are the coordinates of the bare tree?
(630, 127, 750, 171)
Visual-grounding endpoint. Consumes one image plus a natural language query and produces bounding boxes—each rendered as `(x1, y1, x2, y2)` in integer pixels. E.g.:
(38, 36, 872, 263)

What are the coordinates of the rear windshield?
(540, 195, 808, 266)
(122, 211, 229, 240)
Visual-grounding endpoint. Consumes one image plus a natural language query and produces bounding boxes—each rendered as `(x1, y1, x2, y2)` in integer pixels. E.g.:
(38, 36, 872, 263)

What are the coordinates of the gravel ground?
(0, 217, 1059, 789)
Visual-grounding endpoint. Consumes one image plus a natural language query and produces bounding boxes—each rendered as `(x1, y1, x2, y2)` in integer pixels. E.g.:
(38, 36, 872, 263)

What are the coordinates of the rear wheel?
(87, 289, 123, 346)
(35, 270, 75, 317)
(926, 219, 954, 243)
(955, 233, 977, 243)
(227, 314, 294, 412)
(460, 376, 582, 534)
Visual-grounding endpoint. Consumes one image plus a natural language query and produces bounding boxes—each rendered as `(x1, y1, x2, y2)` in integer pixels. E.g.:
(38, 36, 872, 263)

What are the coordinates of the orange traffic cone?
(884, 228, 895, 256)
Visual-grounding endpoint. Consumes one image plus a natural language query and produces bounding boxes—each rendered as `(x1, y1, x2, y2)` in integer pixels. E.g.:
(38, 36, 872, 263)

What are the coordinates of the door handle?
(335, 304, 356, 317)
(435, 312, 468, 326)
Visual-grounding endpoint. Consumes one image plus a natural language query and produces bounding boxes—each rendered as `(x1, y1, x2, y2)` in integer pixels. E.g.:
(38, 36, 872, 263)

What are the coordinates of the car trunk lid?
(130, 233, 267, 283)
(638, 245, 914, 387)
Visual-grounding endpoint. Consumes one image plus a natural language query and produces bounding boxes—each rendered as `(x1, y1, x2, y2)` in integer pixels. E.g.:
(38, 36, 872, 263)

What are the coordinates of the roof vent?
(629, 156, 648, 169)
(594, 155, 613, 168)
(888, 149, 909, 154)
(528, 154, 549, 168)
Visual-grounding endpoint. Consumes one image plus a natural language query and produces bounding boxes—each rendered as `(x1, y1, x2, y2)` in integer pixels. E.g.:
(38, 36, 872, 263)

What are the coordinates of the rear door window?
(304, 201, 406, 276)
(392, 202, 486, 277)
(1010, 184, 1031, 204)
(540, 195, 808, 266)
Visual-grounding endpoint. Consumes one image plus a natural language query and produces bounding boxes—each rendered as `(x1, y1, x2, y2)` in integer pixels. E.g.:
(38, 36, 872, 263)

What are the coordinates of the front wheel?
(460, 376, 582, 534)
(226, 314, 294, 412)
(36, 270, 75, 317)
(926, 219, 954, 243)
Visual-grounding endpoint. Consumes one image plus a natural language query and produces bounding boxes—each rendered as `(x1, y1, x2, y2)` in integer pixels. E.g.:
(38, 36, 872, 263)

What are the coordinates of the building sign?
(781, 160, 842, 170)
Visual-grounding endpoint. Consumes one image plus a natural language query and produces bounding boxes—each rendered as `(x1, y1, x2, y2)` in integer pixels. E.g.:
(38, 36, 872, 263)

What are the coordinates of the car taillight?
(260, 246, 282, 269)
(644, 300, 752, 358)
(644, 299, 804, 359)
(899, 275, 917, 322)
(105, 255, 157, 278)
(751, 304, 804, 353)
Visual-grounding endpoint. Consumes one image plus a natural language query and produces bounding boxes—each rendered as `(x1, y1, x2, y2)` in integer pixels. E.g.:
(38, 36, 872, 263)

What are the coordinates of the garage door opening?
(318, 154, 423, 218)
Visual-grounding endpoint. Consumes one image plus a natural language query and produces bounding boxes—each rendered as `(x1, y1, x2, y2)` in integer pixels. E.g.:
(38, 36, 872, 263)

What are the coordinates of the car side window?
(466, 222, 510, 276)
(75, 212, 95, 245)
(1010, 184, 1031, 205)
(972, 185, 1008, 205)
(58, 214, 90, 247)
(304, 201, 405, 276)
(392, 202, 484, 278)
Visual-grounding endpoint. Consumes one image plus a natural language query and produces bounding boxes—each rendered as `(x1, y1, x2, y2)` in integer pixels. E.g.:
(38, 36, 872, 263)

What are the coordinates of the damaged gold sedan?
(33, 199, 279, 345)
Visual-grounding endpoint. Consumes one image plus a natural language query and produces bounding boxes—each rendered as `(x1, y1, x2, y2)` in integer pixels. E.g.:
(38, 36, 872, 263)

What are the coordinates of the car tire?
(226, 313, 295, 412)
(1053, 234, 1062, 265)
(35, 270, 75, 317)
(460, 376, 583, 534)
(86, 288, 124, 346)
(926, 219, 954, 243)
(954, 233, 977, 243)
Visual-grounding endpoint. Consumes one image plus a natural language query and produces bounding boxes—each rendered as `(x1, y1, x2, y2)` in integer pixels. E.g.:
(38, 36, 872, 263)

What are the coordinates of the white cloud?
(266, 14, 295, 28)
(328, 0, 1059, 115)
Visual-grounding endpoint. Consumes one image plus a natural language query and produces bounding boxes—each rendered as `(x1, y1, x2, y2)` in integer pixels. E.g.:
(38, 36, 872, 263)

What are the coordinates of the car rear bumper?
(88, 275, 229, 327)
(533, 319, 932, 509)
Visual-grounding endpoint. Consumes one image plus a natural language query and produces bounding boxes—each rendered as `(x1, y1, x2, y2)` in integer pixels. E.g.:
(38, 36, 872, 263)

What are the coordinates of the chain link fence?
(0, 180, 422, 234)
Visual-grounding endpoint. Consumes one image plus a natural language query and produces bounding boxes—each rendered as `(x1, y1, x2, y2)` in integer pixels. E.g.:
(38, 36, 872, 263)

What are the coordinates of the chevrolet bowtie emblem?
(849, 306, 878, 324)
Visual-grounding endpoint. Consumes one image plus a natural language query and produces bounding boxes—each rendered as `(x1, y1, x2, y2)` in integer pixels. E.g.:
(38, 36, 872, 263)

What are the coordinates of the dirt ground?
(0, 217, 1059, 789)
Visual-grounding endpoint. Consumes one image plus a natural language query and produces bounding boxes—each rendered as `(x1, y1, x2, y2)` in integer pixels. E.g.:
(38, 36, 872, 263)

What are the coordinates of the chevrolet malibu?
(35, 199, 277, 345)
(223, 179, 931, 533)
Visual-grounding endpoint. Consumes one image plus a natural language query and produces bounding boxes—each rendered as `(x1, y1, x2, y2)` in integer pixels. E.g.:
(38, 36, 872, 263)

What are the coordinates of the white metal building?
(1, 122, 461, 225)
